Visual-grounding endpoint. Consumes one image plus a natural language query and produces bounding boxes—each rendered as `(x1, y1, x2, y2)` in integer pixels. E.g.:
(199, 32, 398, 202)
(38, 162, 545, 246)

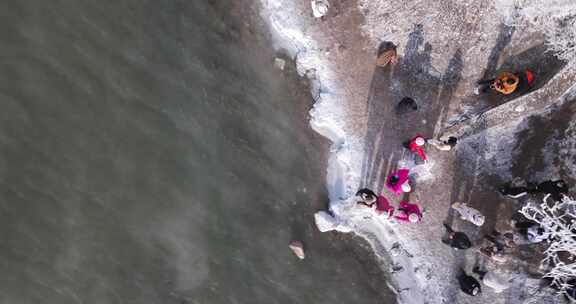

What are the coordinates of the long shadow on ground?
(360, 24, 463, 193)
(446, 42, 566, 129)
(358, 24, 464, 303)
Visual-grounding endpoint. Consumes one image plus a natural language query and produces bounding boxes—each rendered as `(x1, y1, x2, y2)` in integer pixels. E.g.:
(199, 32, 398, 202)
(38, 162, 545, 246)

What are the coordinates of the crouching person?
(355, 188, 395, 219)
(458, 270, 481, 296)
(442, 223, 472, 250)
(428, 136, 457, 152)
(394, 201, 421, 223)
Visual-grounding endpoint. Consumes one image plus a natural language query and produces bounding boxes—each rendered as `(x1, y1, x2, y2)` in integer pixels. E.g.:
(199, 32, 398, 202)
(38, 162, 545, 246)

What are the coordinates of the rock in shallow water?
(311, 0, 329, 18)
(289, 241, 305, 259)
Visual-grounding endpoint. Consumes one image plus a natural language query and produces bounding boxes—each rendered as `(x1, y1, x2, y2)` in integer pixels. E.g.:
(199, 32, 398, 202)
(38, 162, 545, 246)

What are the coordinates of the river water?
(0, 1, 395, 303)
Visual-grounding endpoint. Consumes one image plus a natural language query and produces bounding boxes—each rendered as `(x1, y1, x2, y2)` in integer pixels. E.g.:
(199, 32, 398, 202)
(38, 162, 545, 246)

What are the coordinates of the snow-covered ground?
(258, 0, 576, 303)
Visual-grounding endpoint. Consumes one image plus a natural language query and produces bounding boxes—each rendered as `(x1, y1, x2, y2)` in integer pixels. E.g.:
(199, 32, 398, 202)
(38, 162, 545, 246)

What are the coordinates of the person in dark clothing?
(396, 97, 418, 115)
(513, 220, 549, 244)
(356, 188, 377, 198)
(446, 137, 457, 147)
(498, 184, 533, 199)
(356, 188, 377, 207)
(442, 223, 472, 250)
(458, 270, 481, 296)
(499, 179, 568, 201)
(428, 136, 458, 151)
(535, 180, 568, 202)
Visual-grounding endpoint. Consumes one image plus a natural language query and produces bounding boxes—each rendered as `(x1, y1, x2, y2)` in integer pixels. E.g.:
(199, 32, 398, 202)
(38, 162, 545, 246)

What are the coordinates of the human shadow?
(447, 42, 566, 129)
(446, 25, 566, 219)
(360, 24, 463, 196)
(357, 24, 474, 303)
(482, 23, 515, 80)
(507, 99, 576, 269)
(482, 43, 566, 105)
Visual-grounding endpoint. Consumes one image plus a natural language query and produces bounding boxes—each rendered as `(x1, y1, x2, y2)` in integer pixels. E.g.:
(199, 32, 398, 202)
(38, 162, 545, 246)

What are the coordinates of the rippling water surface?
(0, 1, 395, 303)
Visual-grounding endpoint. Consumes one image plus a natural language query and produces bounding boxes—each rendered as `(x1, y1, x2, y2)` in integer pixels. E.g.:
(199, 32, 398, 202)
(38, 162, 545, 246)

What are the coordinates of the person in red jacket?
(355, 188, 395, 218)
(376, 195, 395, 218)
(394, 201, 421, 223)
(404, 135, 427, 161)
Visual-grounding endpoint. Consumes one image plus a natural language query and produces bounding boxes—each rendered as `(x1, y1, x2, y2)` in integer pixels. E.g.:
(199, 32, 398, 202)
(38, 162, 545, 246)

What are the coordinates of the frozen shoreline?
(258, 1, 432, 302)
(258, 0, 366, 203)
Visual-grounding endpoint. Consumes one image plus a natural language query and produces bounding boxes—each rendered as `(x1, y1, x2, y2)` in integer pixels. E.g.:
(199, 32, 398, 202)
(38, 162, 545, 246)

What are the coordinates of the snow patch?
(259, 0, 365, 206)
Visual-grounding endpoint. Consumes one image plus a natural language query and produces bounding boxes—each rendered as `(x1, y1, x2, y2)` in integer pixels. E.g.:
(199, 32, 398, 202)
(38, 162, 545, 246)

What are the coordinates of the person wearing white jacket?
(452, 202, 485, 226)
(473, 266, 512, 294)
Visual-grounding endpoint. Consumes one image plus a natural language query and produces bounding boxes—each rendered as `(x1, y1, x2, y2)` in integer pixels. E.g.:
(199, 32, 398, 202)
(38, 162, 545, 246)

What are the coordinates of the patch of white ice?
(259, 0, 365, 204)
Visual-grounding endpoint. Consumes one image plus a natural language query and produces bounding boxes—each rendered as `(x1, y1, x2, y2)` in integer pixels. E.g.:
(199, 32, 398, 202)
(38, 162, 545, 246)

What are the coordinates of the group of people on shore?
(346, 44, 569, 298)
(353, 134, 456, 222)
(353, 130, 570, 297)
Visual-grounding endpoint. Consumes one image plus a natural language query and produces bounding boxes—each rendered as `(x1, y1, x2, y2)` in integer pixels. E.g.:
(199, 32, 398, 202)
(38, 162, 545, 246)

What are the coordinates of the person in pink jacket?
(394, 201, 422, 223)
(386, 168, 411, 195)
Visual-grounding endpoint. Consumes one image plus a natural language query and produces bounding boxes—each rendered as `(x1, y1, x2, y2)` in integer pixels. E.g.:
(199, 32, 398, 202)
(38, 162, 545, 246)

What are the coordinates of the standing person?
(442, 223, 472, 250)
(458, 270, 481, 296)
(395, 97, 418, 115)
(427, 136, 457, 151)
(386, 168, 411, 195)
(394, 201, 421, 223)
(376, 42, 398, 67)
(355, 188, 378, 208)
(535, 180, 568, 202)
(354, 188, 379, 220)
(473, 266, 510, 293)
(355, 188, 395, 218)
(404, 135, 427, 162)
(513, 220, 549, 244)
(375, 195, 395, 219)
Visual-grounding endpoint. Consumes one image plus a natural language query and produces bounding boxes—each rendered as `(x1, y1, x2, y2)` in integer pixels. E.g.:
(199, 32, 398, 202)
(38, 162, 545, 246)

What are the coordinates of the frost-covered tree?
(495, 0, 576, 64)
(520, 195, 576, 299)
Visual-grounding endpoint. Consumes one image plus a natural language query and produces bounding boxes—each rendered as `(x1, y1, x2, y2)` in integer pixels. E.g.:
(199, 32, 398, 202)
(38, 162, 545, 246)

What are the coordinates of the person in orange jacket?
(475, 69, 535, 95)
(491, 72, 519, 95)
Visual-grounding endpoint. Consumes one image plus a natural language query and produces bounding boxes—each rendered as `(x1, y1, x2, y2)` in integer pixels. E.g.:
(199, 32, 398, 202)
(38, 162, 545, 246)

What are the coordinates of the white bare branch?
(519, 195, 576, 298)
